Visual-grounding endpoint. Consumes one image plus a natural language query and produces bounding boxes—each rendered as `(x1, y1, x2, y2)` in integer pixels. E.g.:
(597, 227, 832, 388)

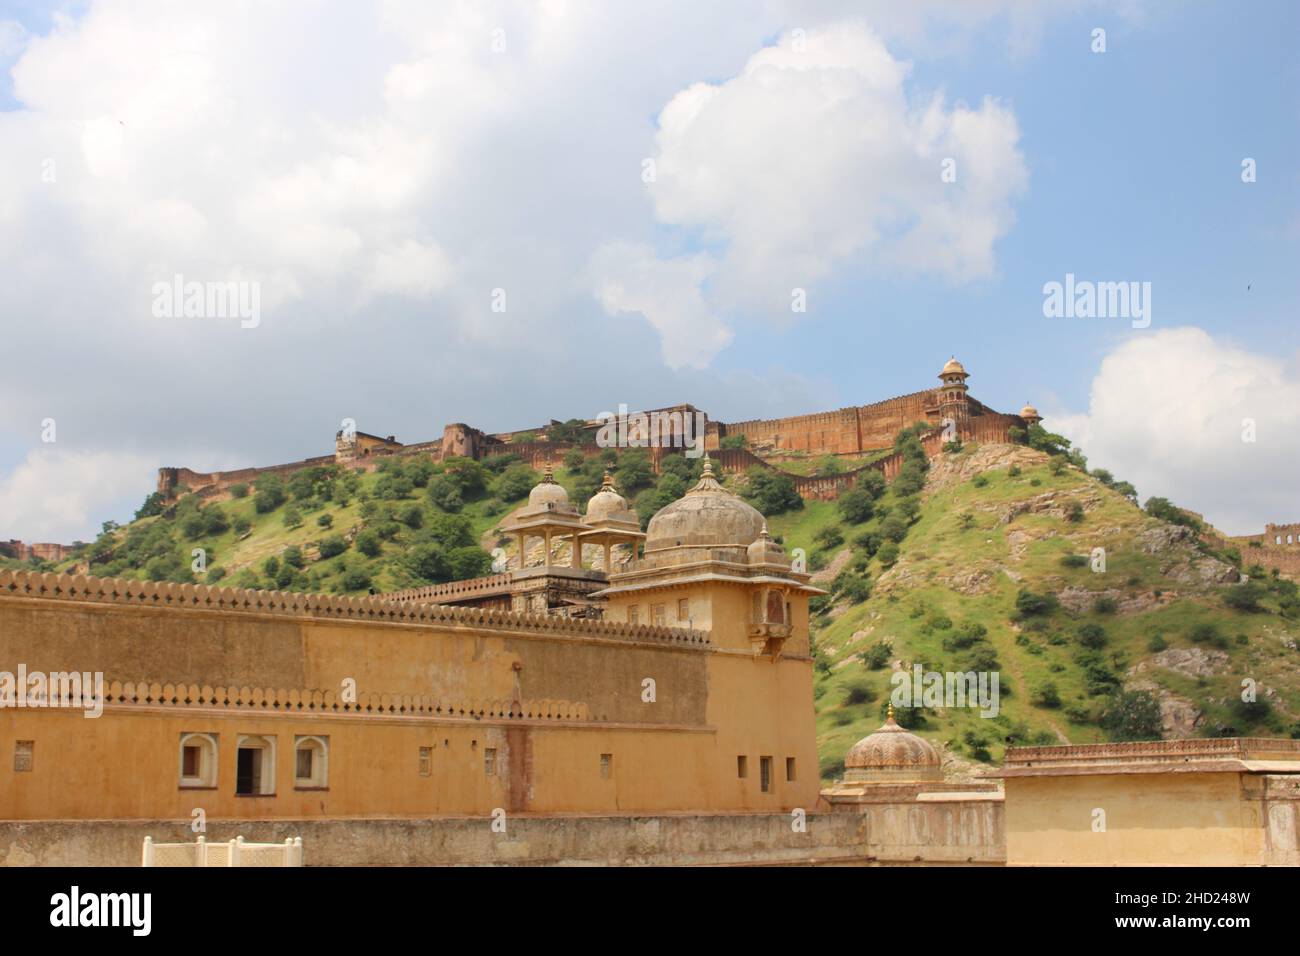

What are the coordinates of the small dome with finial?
(586, 471, 629, 522)
(843, 704, 943, 783)
(940, 356, 967, 377)
(746, 521, 791, 568)
(1020, 402, 1041, 422)
(528, 469, 571, 510)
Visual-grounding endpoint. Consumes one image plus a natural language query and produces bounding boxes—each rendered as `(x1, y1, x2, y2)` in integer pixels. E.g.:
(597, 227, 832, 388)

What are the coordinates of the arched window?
(178, 733, 218, 789)
(294, 736, 329, 789)
(235, 735, 276, 796)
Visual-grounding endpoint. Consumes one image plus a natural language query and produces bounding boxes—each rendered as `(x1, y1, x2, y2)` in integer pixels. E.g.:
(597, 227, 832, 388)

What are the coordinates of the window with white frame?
(178, 733, 218, 788)
(294, 735, 329, 789)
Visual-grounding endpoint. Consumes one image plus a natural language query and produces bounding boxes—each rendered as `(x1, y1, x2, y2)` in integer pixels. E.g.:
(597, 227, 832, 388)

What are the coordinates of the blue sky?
(0, 0, 1296, 541)
(717, 3, 1300, 416)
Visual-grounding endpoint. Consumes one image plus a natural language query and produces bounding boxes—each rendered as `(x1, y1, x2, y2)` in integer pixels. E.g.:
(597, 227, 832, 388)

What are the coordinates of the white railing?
(142, 835, 303, 867)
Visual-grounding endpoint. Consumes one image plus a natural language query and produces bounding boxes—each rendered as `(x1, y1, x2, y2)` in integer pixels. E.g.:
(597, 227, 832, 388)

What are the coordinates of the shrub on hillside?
(356, 531, 382, 558)
(1060, 553, 1088, 568)
(230, 483, 249, 498)
(858, 470, 887, 500)
(1144, 497, 1202, 531)
(879, 515, 909, 543)
(742, 467, 802, 516)
(813, 525, 844, 550)
(841, 679, 877, 706)
(400, 504, 424, 529)
(494, 464, 539, 502)
(1093, 596, 1118, 614)
(253, 475, 287, 513)
(1223, 581, 1266, 612)
(426, 476, 464, 512)
(1101, 690, 1162, 742)
(1077, 623, 1108, 649)
(1015, 589, 1058, 617)
(861, 640, 892, 670)
(318, 536, 348, 559)
(1189, 622, 1228, 649)
(837, 487, 875, 524)
(876, 541, 899, 567)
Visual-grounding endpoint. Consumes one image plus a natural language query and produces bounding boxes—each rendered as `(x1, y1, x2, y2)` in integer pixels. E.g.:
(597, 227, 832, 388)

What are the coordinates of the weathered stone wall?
(0, 804, 1004, 866)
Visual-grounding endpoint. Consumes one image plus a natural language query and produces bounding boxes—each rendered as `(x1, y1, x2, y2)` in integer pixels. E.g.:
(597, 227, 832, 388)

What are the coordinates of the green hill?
(765, 441, 1300, 781)
(11, 436, 1299, 781)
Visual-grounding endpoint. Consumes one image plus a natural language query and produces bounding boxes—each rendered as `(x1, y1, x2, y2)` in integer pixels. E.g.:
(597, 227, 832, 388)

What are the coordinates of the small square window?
(628, 605, 639, 624)
(677, 598, 690, 621)
(484, 748, 497, 775)
(419, 746, 432, 776)
(600, 753, 613, 779)
(182, 746, 201, 777)
(760, 756, 773, 793)
(786, 757, 796, 782)
(651, 603, 666, 625)
(737, 755, 748, 779)
(14, 740, 33, 772)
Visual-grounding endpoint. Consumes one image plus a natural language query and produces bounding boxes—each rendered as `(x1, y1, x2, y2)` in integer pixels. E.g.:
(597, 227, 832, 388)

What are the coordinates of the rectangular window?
(677, 598, 690, 621)
(786, 757, 796, 782)
(600, 753, 613, 779)
(484, 748, 497, 775)
(737, 755, 748, 779)
(628, 605, 639, 624)
(13, 740, 33, 773)
(182, 745, 201, 777)
(760, 756, 773, 793)
(296, 748, 313, 780)
(419, 746, 432, 776)
(651, 603, 666, 625)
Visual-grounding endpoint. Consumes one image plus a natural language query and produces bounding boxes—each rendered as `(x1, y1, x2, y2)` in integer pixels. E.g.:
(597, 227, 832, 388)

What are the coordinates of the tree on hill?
(742, 467, 802, 516)
(254, 475, 288, 513)
(1144, 497, 1203, 532)
(1102, 690, 1162, 742)
(837, 487, 875, 524)
(493, 464, 538, 502)
(720, 434, 748, 449)
(135, 491, 166, 520)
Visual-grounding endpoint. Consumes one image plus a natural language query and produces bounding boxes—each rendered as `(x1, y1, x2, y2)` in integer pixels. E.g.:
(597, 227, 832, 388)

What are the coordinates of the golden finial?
(702, 454, 714, 477)
(887, 701, 896, 723)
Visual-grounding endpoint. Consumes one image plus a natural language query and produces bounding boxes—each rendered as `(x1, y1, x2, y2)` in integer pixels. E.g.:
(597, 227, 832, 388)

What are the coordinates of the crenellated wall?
(153, 367, 1030, 502)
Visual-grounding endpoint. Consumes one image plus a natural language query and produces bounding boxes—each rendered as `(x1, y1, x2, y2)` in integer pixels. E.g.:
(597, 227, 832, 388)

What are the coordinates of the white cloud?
(645, 23, 1028, 311)
(587, 241, 729, 369)
(1052, 328, 1300, 536)
(0, 2, 1102, 541)
(0, 19, 29, 59)
(0, 448, 155, 542)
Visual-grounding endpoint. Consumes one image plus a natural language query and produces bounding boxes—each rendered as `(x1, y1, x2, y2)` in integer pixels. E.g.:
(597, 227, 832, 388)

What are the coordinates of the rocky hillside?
(764, 442, 1300, 782)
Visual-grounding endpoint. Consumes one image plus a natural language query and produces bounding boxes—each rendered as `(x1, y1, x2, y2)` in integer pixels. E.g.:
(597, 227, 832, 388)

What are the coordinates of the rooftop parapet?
(0, 569, 711, 649)
(1001, 737, 1300, 777)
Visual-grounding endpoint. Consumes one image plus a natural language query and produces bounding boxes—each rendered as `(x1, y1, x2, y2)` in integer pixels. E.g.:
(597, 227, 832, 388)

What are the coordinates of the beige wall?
(1005, 773, 1274, 866)
(0, 585, 819, 821)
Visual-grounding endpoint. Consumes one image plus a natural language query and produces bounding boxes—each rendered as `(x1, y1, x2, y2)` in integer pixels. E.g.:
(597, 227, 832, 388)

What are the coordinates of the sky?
(0, 0, 1296, 543)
